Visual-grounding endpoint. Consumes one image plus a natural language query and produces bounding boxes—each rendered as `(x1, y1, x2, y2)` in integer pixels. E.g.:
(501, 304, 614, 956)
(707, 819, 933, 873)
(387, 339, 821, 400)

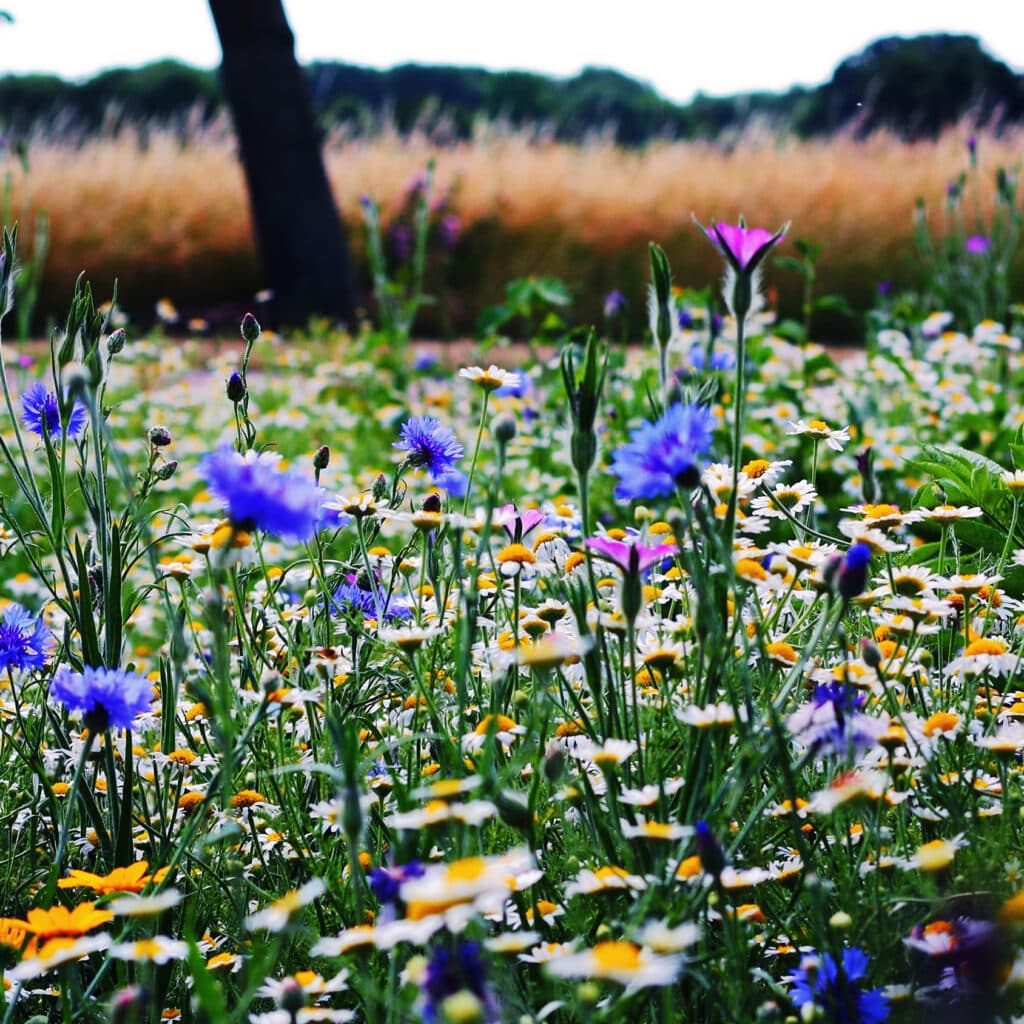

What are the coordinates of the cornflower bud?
(106, 328, 127, 355)
(837, 542, 872, 601)
(155, 460, 178, 481)
(226, 371, 246, 404)
(313, 445, 330, 472)
(240, 312, 261, 343)
(148, 425, 172, 447)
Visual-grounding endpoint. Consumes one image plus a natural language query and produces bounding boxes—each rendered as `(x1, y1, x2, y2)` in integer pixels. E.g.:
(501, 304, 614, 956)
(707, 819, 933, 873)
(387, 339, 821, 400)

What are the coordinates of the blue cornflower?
(332, 576, 412, 623)
(788, 682, 886, 757)
(609, 402, 715, 501)
(837, 542, 873, 600)
(790, 947, 889, 1024)
(394, 417, 464, 483)
(422, 941, 498, 1024)
(20, 382, 87, 440)
(368, 860, 424, 904)
(50, 664, 155, 732)
(0, 604, 52, 673)
(199, 447, 324, 542)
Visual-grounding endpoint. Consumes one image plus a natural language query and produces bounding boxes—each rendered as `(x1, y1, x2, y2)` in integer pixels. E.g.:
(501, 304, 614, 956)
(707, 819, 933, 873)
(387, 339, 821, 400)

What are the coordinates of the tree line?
(2, 34, 1022, 144)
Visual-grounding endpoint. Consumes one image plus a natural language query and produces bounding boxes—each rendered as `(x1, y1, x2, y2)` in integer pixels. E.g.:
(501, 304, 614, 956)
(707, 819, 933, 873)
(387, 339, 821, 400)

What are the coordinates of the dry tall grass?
(4, 118, 1022, 332)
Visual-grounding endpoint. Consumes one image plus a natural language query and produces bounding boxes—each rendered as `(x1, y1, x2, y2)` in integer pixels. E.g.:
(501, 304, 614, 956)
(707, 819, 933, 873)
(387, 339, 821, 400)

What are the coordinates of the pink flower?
(585, 535, 677, 574)
(701, 220, 786, 272)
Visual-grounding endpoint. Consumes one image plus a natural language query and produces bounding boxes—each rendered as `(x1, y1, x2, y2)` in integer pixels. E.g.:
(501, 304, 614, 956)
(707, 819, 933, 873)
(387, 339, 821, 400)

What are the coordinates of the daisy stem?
(462, 391, 490, 515)
(48, 728, 96, 902)
(355, 518, 385, 624)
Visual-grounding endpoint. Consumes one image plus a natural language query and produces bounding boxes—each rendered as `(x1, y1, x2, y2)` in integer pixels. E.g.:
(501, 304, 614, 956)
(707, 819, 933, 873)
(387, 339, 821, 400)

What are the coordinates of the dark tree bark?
(209, 0, 358, 325)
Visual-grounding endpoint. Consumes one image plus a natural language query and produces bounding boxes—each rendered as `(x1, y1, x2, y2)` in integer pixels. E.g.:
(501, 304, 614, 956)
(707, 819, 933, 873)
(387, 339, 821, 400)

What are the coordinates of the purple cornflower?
(788, 682, 887, 757)
(199, 447, 324, 542)
(603, 289, 626, 318)
(585, 535, 678, 574)
(695, 820, 726, 880)
(609, 402, 715, 501)
(965, 235, 990, 255)
(789, 947, 889, 1024)
(50, 664, 154, 732)
(0, 604, 52, 674)
(20, 382, 87, 440)
(394, 417, 464, 483)
(699, 219, 787, 273)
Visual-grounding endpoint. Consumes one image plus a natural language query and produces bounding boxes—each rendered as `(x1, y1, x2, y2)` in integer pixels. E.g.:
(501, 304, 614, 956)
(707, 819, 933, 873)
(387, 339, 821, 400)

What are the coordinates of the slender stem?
(724, 314, 747, 552)
(462, 391, 490, 514)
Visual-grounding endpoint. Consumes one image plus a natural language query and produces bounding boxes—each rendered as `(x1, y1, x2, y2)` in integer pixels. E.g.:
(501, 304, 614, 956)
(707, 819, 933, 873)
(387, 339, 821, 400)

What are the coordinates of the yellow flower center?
(592, 941, 642, 971)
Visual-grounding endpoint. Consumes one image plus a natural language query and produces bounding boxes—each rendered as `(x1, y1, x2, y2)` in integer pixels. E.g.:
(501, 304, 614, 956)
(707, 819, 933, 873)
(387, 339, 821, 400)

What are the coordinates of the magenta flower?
(585, 535, 677, 574)
(965, 234, 990, 255)
(699, 219, 787, 273)
(495, 503, 546, 541)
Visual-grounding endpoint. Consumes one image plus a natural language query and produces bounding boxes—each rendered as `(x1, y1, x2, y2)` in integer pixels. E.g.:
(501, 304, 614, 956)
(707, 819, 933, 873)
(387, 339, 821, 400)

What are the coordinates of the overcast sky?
(1, 1, 1021, 103)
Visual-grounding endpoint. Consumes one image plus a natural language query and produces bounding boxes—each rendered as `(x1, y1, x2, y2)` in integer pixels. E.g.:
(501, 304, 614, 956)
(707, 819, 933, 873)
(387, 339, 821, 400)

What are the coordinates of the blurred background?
(0, 0, 1022, 340)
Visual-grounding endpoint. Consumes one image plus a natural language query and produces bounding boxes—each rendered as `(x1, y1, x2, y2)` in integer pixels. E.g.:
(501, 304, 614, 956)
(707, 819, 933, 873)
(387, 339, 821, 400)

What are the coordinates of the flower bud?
(313, 445, 330, 472)
(543, 739, 565, 782)
(829, 910, 853, 931)
(837, 542, 872, 601)
(106, 328, 127, 356)
(695, 820, 726, 881)
(494, 415, 517, 446)
(226, 371, 246, 404)
(277, 977, 306, 1015)
(148, 425, 172, 447)
(422, 492, 442, 514)
(372, 473, 389, 502)
(155, 460, 178, 481)
(860, 638, 883, 670)
(240, 312, 261, 343)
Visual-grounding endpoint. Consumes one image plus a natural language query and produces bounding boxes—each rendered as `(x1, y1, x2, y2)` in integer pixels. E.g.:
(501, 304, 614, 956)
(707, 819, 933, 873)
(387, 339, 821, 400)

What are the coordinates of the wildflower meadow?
(3, 139, 1024, 1024)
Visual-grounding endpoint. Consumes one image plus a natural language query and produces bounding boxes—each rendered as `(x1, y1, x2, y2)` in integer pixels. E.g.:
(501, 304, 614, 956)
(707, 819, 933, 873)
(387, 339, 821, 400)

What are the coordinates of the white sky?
(1, 0, 1021, 103)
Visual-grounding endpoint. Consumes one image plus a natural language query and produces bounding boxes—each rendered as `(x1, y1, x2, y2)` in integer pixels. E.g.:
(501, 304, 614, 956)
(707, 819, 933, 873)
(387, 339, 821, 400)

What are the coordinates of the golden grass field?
(3, 118, 1022, 332)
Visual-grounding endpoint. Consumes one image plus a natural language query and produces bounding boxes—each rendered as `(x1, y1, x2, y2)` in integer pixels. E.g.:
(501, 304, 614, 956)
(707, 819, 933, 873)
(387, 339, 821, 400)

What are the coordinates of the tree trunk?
(209, 0, 359, 325)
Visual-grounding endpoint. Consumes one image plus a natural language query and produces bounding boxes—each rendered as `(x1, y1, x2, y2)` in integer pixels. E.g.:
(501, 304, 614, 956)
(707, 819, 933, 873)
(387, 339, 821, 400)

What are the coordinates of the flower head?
(20, 381, 87, 440)
(699, 219, 787, 273)
(610, 402, 715, 501)
(51, 664, 154, 732)
(199, 447, 324, 542)
(585, 535, 677, 574)
(789, 947, 889, 1024)
(965, 235, 990, 256)
(394, 417, 464, 483)
(0, 603, 52, 673)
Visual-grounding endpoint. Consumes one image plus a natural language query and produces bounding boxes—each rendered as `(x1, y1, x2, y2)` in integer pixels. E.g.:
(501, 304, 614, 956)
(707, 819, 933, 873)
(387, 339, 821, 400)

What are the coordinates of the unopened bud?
(240, 312, 261, 344)
(860, 638, 883, 670)
(106, 328, 127, 355)
(226, 371, 246, 404)
(695, 820, 726, 881)
(148, 425, 172, 447)
(155, 460, 178, 481)
(829, 910, 853, 930)
(837, 542, 872, 601)
(422, 492, 442, 513)
(543, 739, 565, 782)
(494, 415, 517, 445)
(313, 445, 330, 472)
(277, 977, 305, 1015)
(372, 473, 389, 502)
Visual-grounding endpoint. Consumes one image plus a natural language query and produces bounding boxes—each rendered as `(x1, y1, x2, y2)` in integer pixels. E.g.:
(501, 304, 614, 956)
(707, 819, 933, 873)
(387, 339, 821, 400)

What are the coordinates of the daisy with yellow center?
(458, 364, 520, 392)
(545, 940, 683, 988)
(786, 419, 851, 451)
